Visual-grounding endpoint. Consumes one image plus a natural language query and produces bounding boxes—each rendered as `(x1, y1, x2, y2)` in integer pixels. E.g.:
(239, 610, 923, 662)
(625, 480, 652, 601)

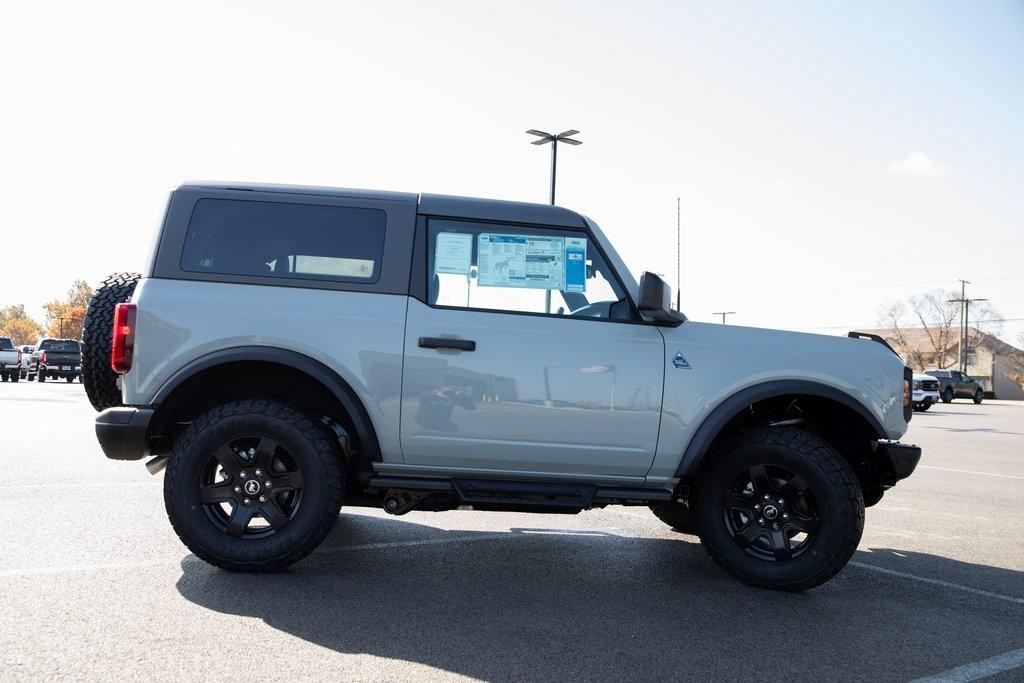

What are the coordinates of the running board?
(367, 475, 673, 511)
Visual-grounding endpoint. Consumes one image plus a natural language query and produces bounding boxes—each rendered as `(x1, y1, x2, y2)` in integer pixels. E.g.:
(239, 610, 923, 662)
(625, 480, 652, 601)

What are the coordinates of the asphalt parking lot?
(1, 381, 1022, 681)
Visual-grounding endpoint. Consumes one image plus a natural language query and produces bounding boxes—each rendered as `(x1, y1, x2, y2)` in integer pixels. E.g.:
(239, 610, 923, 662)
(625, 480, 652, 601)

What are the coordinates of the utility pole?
(963, 296, 987, 372)
(676, 197, 681, 312)
(713, 311, 736, 324)
(949, 280, 969, 372)
(56, 317, 70, 338)
(948, 280, 988, 372)
(526, 129, 582, 205)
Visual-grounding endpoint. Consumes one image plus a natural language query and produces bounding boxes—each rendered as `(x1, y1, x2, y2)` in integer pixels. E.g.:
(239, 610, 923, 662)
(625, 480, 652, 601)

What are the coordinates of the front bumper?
(912, 389, 940, 404)
(95, 407, 154, 460)
(875, 441, 922, 485)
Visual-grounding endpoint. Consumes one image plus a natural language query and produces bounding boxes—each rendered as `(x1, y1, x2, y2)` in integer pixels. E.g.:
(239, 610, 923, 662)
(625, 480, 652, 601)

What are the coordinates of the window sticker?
(564, 237, 587, 293)
(477, 233, 566, 289)
(434, 232, 473, 275)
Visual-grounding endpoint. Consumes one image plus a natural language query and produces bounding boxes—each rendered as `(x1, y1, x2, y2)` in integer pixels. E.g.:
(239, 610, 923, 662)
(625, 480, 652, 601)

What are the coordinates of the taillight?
(17, 351, 21, 364)
(41, 350, 47, 365)
(111, 303, 137, 374)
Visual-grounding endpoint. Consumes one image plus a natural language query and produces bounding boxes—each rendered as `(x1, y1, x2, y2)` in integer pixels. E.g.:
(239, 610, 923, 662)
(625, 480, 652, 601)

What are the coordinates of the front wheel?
(942, 388, 953, 403)
(164, 400, 344, 572)
(973, 390, 983, 404)
(696, 427, 864, 591)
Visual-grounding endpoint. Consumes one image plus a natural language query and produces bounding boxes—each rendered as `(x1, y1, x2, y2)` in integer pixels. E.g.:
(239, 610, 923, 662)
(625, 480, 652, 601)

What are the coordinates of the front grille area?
(921, 380, 939, 391)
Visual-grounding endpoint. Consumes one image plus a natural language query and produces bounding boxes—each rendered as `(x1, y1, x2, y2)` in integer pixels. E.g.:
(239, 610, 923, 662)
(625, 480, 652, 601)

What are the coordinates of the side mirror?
(637, 272, 682, 324)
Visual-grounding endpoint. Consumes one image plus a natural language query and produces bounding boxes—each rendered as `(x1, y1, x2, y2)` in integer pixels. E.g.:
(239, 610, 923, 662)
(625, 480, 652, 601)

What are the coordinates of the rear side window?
(180, 199, 386, 284)
(0, 338, 13, 351)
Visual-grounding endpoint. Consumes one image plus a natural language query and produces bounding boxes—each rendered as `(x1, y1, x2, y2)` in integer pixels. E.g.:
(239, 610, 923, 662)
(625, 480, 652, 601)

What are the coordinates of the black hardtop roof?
(179, 182, 588, 228)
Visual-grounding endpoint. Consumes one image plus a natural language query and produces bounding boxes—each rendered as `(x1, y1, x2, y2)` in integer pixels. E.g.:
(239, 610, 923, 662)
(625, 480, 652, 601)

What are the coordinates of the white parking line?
(911, 646, 1024, 682)
(850, 561, 1024, 606)
(918, 465, 1024, 481)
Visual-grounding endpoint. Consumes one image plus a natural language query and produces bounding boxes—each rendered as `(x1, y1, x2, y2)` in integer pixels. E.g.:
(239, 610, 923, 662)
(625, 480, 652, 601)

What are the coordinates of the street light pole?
(526, 129, 581, 205)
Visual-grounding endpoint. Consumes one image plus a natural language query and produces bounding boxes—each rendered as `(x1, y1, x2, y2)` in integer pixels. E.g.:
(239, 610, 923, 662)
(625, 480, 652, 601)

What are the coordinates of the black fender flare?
(673, 380, 887, 478)
(150, 346, 382, 462)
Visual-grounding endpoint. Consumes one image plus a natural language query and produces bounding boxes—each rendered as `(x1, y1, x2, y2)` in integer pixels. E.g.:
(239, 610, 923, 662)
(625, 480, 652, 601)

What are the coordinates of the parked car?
(19, 345, 35, 379)
(0, 337, 21, 382)
(85, 181, 921, 591)
(924, 369, 984, 404)
(911, 373, 940, 411)
(28, 338, 82, 382)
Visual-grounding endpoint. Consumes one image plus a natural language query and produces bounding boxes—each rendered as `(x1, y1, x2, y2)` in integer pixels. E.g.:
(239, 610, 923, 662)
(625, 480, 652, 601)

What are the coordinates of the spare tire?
(82, 272, 141, 412)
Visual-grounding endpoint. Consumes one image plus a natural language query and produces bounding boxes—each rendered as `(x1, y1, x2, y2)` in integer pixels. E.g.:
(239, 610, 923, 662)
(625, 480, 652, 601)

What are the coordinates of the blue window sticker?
(564, 237, 587, 293)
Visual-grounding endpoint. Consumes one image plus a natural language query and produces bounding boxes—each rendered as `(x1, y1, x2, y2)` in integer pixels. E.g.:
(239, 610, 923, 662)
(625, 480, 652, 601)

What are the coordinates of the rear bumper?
(95, 407, 154, 460)
(876, 441, 921, 484)
(38, 364, 81, 377)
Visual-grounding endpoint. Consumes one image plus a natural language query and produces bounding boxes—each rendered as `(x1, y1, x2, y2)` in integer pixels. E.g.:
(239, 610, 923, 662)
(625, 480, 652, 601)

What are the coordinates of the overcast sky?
(2, 0, 1022, 343)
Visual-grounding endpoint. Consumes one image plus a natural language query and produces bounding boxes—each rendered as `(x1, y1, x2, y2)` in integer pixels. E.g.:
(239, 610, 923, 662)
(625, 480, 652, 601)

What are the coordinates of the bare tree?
(877, 289, 1003, 371)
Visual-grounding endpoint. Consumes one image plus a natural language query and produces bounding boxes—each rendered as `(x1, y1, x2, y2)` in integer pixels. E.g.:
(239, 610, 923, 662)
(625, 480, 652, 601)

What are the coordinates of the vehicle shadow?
(175, 513, 1024, 681)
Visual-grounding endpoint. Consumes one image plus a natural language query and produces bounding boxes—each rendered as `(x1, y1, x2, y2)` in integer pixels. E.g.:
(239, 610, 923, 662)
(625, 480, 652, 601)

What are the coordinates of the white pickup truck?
(0, 337, 21, 383)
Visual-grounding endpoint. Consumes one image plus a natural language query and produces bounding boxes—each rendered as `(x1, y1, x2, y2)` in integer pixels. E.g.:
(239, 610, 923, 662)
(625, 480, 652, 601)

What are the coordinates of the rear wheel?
(66, 375, 75, 383)
(649, 500, 697, 535)
(973, 390, 983, 404)
(164, 400, 344, 572)
(696, 427, 863, 591)
(11, 372, 18, 383)
(82, 272, 140, 411)
(942, 387, 953, 403)
(1, 372, 7, 382)
(37, 372, 45, 383)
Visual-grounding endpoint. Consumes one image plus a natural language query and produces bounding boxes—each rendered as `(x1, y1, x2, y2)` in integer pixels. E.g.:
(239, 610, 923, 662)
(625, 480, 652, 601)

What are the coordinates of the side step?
(367, 475, 673, 514)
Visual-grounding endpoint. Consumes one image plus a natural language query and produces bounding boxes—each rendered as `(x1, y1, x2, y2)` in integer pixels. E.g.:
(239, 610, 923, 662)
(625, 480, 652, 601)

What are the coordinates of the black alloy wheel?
(198, 436, 305, 539)
(697, 427, 864, 591)
(973, 390, 983, 404)
(721, 464, 819, 562)
(164, 400, 343, 572)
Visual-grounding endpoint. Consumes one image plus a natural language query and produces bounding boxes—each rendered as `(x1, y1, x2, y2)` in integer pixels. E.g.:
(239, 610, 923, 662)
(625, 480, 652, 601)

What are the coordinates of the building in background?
(866, 327, 1024, 399)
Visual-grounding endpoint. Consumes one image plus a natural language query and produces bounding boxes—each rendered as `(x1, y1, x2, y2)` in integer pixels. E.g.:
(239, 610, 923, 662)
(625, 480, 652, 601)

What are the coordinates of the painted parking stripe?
(918, 465, 1024, 481)
(911, 646, 1024, 682)
(850, 561, 1024, 606)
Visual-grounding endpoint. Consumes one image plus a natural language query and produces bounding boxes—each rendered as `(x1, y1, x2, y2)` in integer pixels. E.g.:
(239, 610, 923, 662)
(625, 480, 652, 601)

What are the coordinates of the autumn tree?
(42, 279, 94, 340)
(0, 315, 44, 346)
(0, 304, 44, 345)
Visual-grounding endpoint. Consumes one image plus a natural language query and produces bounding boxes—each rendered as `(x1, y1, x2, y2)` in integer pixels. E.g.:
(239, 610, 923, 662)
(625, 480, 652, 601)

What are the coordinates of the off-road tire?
(942, 388, 953, 403)
(1, 372, 7, 382)
(649, 500, 698, 535)
(164, 400, 344, 572)
(696, 427, 864, 592)
(11, 372, 18, 383)
(37, 372, 45, 382)
(973, 390, 983, 404)
(82, 272, 140, 412)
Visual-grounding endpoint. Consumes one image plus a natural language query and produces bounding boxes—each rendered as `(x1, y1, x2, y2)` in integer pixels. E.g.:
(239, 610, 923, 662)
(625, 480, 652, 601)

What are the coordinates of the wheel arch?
(673, 380, 887, 479)
(148, 346, 382, 465)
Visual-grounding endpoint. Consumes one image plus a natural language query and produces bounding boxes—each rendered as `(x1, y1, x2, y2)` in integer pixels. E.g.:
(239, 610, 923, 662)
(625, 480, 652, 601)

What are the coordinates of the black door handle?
(418, 337, 476, 351)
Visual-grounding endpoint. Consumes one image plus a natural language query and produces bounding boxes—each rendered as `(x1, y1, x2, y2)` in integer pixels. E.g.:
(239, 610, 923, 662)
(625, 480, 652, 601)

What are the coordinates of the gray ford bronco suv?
(86, 182, 920, 591)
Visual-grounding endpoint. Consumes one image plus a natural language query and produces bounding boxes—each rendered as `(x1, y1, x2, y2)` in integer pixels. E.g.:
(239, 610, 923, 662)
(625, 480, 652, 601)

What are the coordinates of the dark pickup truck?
(925, 369, 985, 404)
(28, 338, 82, 383)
